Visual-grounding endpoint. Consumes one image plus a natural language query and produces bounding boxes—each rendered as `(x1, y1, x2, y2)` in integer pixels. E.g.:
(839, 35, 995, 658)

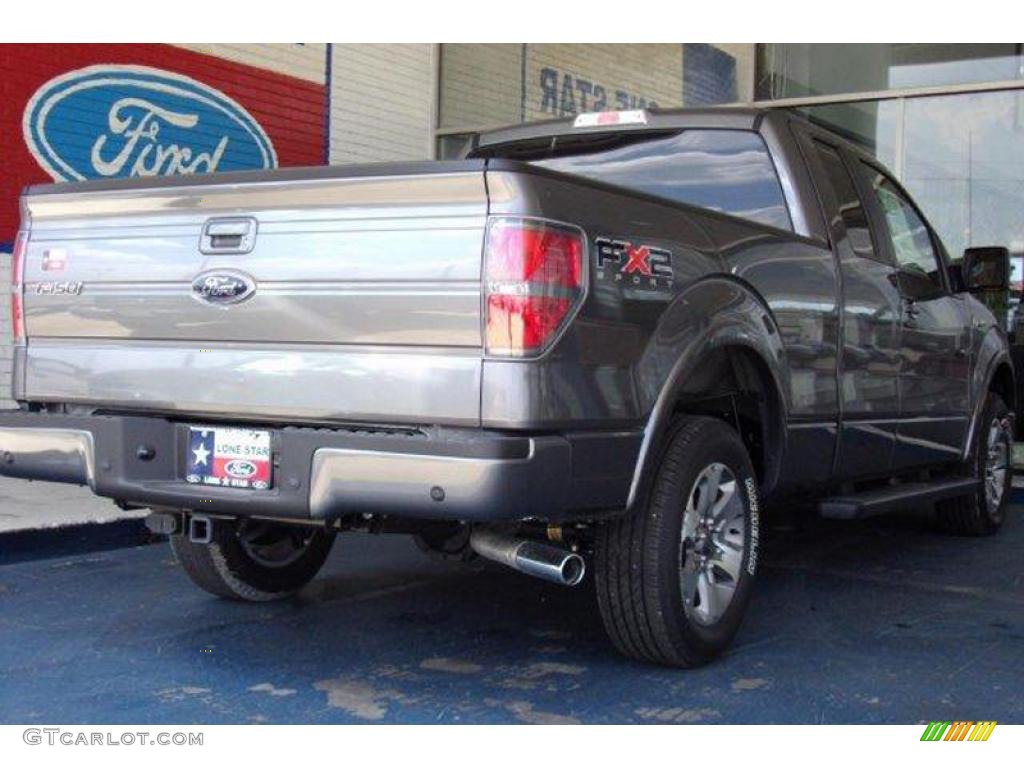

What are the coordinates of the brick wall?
(440, 44, 523, 130)
(0, 253, 11, 409)
(175, 44, 328, 86)
(329, 44, 436, 163)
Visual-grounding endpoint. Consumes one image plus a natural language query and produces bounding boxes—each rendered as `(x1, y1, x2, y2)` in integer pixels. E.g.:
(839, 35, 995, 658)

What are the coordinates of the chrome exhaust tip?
(469, 529, 585, 586)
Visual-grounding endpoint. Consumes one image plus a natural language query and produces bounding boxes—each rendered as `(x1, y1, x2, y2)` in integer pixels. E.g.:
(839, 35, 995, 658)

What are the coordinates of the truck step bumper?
(818, 477, 980, 520)
(0, 412, 638, 523)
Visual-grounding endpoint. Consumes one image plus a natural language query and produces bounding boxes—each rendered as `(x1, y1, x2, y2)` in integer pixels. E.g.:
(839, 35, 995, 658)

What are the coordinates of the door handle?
(200, 217, 257, 255)
(904, 299, 920, 322)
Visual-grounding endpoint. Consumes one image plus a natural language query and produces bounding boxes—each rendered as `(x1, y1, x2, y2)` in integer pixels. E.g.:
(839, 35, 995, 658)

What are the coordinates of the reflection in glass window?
(810, 141, 877, 261)
(863, 166, 942, 286)
(482, 130, 792, 231)
(757, 44, 1023, 100)
(800, 100, 900, 170)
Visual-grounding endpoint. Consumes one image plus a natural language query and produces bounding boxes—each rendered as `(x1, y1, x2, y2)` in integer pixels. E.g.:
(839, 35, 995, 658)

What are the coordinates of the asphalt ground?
(0, 487, 1021, 724)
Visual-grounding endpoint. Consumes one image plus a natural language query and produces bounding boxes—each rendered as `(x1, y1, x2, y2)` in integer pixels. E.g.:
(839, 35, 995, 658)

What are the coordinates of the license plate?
(185, 427, 272, 490)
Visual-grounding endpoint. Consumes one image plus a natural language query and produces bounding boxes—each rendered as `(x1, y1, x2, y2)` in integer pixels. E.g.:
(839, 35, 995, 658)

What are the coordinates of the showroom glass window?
(485, 129, 792, 231)
(757, 44, 1024, 100)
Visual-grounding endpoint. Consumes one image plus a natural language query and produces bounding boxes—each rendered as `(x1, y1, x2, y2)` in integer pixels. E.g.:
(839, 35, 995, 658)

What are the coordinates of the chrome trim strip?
(309, 443, 536, 518)
(24, 342, 483, 425)
(27, 170, 487, 221)
(0, 427, 96, 487)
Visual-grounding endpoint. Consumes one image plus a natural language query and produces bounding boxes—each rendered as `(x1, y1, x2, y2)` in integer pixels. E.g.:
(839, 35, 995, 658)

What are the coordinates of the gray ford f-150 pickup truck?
(0, 107, 1015, 667)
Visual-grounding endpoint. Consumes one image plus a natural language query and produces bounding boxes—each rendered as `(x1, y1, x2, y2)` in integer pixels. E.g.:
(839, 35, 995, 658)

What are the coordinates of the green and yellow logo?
(920, 721, 997, 741)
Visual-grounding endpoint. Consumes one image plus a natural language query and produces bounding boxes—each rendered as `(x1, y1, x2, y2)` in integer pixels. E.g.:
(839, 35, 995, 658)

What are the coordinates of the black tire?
(935, 393, 1013, 536)
(594, 415, 760, 668)
(170, 519, 336, 601)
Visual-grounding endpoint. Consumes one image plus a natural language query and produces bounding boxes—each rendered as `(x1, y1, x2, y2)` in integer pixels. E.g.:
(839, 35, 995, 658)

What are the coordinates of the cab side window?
(809, 141, 877, 262)
(859, 163, 944, 290)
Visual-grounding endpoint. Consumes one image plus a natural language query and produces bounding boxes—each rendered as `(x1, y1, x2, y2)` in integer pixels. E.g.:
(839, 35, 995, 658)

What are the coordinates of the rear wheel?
(170, 518, 336, 601)
(935, 393, 1012, 536)
(594, 416, 760, 667)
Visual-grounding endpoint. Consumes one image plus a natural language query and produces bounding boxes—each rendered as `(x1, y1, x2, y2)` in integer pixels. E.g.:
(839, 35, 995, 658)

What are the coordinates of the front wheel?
(170, 518, 336, 601)
(594, 416, 760, 667)
(935, 393, 1013, 536)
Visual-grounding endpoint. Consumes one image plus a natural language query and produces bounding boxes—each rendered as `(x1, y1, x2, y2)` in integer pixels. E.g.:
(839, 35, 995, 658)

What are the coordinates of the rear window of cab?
(478, 129, 793, 232)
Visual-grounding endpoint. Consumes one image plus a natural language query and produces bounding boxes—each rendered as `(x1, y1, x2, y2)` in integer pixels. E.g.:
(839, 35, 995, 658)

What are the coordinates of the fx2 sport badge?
(595, 237, 673, 289)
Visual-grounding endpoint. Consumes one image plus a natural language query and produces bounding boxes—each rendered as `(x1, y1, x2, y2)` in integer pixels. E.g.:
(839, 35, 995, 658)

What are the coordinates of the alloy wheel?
(984, 417, 1011, 513)
(679, 462, 746, 626)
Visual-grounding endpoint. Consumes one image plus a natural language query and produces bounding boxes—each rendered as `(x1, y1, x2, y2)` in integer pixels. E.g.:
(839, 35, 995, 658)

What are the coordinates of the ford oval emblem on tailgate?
(192, 271, 256, 306)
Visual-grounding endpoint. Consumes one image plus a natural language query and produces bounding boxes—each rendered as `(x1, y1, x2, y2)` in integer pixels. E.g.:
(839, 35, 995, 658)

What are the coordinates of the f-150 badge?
(36, 281, 82, 295)
(595, 237, 673, 288)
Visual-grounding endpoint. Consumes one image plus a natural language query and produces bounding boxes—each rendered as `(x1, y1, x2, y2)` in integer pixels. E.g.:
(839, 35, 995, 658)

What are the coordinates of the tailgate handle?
(200, 217, 257, 254)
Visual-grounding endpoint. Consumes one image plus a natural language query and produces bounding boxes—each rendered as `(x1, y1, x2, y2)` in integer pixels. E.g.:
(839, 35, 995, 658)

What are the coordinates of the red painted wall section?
(0, 43, 326, 244)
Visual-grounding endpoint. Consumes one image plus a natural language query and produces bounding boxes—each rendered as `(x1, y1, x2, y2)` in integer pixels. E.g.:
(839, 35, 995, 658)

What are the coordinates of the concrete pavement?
(0, 476, 144, 533)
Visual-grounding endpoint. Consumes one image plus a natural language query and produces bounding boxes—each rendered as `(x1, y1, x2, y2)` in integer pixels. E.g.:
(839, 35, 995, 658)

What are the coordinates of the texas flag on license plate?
(186, 427, 272, 489)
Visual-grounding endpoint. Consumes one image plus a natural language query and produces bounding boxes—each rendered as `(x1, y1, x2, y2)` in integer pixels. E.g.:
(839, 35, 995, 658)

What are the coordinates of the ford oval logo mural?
(23, 65, 277, 181)
(192, 271, 256, 306)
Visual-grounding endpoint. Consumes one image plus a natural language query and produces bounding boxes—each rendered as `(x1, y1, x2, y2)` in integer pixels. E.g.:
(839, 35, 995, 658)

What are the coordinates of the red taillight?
(484, 218, 586, 357)
(10, 231, 27, 344)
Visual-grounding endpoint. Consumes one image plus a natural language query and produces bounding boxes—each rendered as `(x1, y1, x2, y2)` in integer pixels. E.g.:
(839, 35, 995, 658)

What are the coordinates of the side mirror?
(962, 246, 1010, 292)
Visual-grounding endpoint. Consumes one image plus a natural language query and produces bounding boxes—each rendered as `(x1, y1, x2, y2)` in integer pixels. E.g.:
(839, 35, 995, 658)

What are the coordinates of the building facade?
(1, 43, 1023, 400)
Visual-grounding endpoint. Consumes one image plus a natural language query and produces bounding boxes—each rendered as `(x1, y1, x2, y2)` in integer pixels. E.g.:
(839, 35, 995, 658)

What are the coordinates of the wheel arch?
(627, 277, 790, 511)
(965, 335, 1017, 459)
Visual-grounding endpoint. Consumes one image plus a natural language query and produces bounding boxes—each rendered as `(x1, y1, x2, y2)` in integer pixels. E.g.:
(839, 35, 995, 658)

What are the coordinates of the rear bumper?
(0, 412, 639, 522)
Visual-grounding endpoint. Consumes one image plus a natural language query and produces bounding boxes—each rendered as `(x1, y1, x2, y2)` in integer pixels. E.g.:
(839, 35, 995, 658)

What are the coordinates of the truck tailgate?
(19, 164, 488, 425)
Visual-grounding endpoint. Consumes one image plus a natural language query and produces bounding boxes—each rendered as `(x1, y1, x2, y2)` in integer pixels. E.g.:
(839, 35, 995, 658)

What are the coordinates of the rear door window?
(858, 163, 946, 292)
(808, 140, 880, 263)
